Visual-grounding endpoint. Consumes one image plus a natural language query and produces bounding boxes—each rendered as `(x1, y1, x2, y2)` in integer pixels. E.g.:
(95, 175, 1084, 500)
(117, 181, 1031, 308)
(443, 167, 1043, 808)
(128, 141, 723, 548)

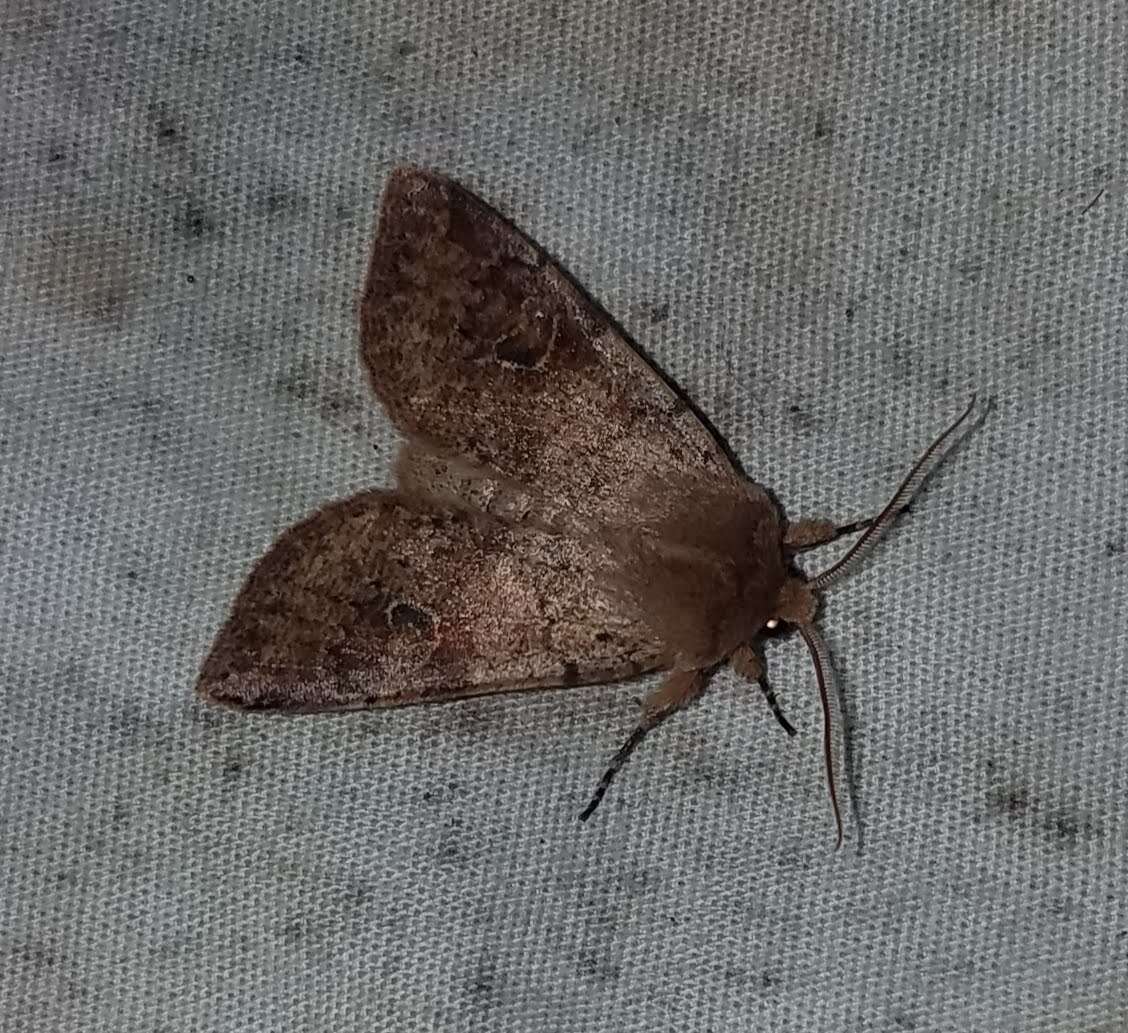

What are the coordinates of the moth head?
(767, 576, 818, 630)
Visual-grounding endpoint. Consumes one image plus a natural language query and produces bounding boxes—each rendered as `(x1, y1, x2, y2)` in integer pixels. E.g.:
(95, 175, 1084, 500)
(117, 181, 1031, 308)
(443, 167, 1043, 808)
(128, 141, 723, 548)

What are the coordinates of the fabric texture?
(2, 2, 1125, 1030)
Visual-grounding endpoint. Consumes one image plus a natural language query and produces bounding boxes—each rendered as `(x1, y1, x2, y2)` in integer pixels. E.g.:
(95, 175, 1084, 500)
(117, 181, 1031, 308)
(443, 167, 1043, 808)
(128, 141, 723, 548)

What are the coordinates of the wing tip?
(194, 645, 252, 711)
(194, 639, 352, 715)
(385, 164, 450, 197)
(194, 678, 246, 713)
(194, 628, 281, 712)
(194, 663, 292, 713)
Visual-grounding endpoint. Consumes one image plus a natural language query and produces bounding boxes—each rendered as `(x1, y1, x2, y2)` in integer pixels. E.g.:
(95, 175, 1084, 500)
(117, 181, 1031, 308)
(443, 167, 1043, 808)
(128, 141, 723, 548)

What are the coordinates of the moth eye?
(762, 618, 794, 641)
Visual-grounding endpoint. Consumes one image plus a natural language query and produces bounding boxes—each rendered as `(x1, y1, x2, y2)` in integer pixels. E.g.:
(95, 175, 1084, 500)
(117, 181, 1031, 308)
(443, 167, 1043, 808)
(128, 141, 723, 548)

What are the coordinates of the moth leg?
(579, 669, 707, 821)
(731, 644, 797, 737)
(784, 517, 871, 552)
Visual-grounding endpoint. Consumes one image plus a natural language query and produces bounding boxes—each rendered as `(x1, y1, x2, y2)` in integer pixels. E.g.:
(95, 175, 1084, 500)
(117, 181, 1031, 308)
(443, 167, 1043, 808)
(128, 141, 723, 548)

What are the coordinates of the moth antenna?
(796, 622, 844, 850)
(809, 395, 979, 591)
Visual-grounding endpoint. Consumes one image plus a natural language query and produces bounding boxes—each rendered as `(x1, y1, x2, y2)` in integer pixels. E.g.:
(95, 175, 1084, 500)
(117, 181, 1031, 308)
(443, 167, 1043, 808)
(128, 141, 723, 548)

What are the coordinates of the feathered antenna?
(797, 622, 844, 849)
(811, 396, 980, 591)
(799, 395, 985, 846)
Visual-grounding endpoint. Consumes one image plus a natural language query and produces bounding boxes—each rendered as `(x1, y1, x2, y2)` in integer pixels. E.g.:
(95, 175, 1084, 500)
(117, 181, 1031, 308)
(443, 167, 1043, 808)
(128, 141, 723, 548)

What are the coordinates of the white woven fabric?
(2, 2, 1126, 1030)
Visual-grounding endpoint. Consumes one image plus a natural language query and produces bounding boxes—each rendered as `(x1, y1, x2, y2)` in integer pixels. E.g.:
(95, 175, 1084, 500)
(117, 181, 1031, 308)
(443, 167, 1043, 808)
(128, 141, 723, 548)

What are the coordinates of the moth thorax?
(771, 577, 817, 628)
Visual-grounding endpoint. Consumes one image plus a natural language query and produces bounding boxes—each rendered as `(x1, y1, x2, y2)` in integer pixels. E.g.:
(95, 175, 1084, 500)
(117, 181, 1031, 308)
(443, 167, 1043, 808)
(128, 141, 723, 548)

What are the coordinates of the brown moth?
(197, 166, 978, 845)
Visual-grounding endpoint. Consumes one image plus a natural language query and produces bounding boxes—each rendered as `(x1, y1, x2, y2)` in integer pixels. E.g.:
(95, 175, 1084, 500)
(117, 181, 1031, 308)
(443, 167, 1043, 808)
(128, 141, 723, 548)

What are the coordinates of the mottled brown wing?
(359, 166, 748, 535)
(196, 491, 666, 712)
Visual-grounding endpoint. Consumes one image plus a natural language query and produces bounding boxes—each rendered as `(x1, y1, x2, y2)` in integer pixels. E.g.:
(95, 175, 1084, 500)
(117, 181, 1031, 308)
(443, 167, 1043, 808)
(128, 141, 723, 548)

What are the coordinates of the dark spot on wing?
(649, 301, 670, 324)
(494, 320, 553, 368)
(394, 40, 418, 58)
(389, 602, 434, 636)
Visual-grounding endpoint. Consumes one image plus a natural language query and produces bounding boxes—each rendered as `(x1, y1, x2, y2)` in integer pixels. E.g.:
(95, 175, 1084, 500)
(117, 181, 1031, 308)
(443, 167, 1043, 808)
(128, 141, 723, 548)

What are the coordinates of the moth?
(197, 166, 978, 845)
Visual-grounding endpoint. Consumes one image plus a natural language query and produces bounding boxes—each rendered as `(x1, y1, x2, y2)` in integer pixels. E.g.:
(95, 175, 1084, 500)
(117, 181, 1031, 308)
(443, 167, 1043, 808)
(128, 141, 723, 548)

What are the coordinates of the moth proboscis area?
(197, 165, 984, 847)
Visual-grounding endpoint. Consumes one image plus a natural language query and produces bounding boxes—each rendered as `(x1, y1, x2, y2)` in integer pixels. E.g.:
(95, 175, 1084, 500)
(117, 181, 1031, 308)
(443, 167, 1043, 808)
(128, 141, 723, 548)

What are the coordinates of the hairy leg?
(731, 644, 797, 737)
(579, 669, 707, 821)
(784, 517, 871, 552)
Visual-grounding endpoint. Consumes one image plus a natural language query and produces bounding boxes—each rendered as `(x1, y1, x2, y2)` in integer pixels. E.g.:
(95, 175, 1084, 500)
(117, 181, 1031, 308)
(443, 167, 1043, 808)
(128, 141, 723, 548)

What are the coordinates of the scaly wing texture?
(359, 166, 762, 545)
(197, 491, 666, 711)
